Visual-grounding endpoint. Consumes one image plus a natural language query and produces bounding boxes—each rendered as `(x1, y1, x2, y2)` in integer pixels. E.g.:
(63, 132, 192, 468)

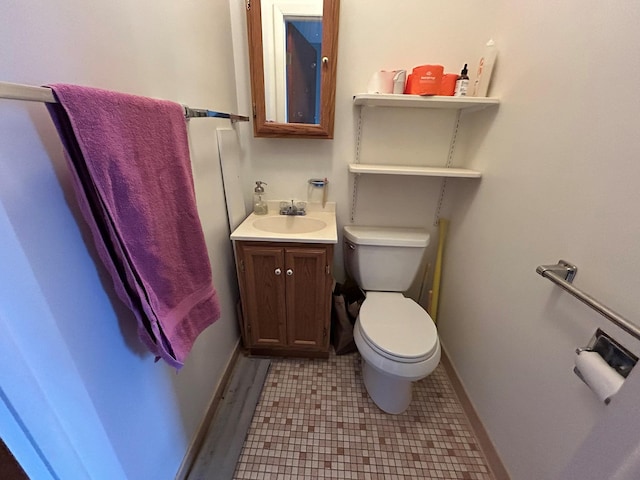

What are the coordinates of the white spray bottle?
(472, 39, 497, 97)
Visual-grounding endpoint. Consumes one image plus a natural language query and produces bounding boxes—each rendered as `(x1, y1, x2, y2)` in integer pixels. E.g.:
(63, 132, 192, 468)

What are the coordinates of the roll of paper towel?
(575, 350, 625, 404)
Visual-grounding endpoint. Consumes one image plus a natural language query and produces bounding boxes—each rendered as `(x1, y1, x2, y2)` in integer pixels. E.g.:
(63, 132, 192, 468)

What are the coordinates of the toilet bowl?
(343, 225, 441, 414)
(353, 291, 440, 414)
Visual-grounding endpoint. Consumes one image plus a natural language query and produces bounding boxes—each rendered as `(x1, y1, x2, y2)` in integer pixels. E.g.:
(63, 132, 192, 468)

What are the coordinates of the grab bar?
(537, 260, 640, 342)
(0, 81, 249, 123)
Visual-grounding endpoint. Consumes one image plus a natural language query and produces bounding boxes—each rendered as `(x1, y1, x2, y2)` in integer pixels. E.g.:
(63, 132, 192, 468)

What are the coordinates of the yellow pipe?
(430, 218, 449, 322)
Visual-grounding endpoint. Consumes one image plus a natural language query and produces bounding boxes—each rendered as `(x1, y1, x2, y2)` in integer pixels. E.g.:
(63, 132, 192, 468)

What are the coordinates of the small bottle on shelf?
(454, 64, 469, 97)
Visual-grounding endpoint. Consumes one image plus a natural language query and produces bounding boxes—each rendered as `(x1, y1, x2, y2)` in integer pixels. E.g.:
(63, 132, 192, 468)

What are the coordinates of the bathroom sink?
(253, 216, 327, 234)
(230, 201, 337, 244)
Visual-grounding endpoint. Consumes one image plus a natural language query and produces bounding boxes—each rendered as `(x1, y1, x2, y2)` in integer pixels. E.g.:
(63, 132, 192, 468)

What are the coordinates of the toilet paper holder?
(575, 329, 637, 381)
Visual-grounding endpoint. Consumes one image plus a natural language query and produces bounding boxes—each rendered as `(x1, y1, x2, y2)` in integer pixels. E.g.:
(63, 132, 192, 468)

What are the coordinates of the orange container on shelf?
(411, 64, 444, 96)
(439, 73, 459, 96)
(404, 74, 416, 94)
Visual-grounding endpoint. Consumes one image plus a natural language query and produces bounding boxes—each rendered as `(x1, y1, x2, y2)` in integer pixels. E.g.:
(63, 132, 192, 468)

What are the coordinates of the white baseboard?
(440, 343, 511, 480)
(175, 339, 241, 480)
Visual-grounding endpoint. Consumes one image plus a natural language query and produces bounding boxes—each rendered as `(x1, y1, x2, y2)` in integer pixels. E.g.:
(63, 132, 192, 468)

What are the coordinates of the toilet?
(343, 225, 441, 414)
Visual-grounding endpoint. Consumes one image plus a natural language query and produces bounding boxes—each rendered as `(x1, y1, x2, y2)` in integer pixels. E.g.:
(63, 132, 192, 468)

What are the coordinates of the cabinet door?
(241, 245, 287, 347)
(284, 246, 331, 349)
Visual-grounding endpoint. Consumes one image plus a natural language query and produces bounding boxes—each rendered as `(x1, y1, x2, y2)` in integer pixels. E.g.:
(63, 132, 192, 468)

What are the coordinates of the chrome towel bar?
(537, 260, 640, 342)
(0, 81, 249, 123)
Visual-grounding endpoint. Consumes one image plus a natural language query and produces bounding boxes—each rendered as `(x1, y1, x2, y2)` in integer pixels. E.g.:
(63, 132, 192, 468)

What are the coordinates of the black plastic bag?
(330, 278, 365, 355)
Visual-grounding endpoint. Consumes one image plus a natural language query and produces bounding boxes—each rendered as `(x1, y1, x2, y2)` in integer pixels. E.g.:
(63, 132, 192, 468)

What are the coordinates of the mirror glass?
(247, 0, 340, 138)
(262, 1, 322, 124)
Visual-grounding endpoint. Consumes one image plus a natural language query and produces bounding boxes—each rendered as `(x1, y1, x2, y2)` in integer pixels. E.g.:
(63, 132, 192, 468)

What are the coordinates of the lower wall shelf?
(348, 163, 482, 178)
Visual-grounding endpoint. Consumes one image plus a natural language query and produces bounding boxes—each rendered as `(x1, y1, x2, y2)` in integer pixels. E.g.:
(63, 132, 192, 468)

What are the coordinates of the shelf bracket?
(350, 106, 365, 223)
(433, 109, 462, 226)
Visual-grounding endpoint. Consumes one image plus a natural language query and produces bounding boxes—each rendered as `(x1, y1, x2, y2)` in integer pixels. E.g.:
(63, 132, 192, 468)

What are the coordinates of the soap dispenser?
(253, 181, 268, 215)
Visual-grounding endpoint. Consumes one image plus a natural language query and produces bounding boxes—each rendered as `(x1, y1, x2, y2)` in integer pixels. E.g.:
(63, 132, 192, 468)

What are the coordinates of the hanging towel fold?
(46, 84, 220, 369)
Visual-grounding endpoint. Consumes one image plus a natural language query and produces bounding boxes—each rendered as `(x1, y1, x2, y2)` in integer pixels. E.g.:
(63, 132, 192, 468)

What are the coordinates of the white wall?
(440, 1, 640, 478)
(230, 0, 497, 297)
(0, 1, 242, 478)
(231, 0, 640, 478)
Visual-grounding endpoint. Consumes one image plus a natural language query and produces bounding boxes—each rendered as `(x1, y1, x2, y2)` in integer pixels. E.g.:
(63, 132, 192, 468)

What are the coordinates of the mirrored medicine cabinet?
(246, 0, 340, 139)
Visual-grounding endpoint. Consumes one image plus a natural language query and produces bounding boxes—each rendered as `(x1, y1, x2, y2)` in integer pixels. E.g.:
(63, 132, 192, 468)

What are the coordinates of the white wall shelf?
(350, 93, 499, 223)
(348, 163, 481, 178)
(353, 94, 500, 111)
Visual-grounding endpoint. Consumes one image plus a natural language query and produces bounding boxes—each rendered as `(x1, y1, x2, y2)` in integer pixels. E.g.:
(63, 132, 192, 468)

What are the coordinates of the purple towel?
(46, 84, 220, 368)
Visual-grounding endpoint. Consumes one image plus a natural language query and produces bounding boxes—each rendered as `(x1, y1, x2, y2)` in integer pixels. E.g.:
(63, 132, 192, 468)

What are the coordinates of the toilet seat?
(358, 292, 438, 363)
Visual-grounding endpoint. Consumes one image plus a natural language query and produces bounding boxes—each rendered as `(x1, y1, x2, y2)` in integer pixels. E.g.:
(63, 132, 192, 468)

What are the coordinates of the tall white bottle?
(472, 39, 497, 97)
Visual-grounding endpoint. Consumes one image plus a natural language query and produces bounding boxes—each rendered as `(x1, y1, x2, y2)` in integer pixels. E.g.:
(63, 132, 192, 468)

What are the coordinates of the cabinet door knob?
(275, 268, 282, 275)
(286, 269, 293, 276)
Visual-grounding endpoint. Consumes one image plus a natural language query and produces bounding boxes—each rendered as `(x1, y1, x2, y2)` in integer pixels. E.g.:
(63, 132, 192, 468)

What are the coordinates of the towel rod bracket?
(536, 260, 577, 283)
(537, 259, 640, 342)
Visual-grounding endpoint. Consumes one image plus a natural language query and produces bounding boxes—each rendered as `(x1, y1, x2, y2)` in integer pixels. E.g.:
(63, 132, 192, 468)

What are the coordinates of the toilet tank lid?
(344, 225, 430, 247)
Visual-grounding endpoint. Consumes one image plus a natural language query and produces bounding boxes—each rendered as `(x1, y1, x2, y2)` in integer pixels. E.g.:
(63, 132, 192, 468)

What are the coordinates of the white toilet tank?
(343, 226, 430, 292)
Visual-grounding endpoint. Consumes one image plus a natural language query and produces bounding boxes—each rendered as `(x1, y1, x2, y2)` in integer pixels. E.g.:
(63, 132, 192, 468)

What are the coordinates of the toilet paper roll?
(575, 350, 625, 404)
(367, 71, 395, 94)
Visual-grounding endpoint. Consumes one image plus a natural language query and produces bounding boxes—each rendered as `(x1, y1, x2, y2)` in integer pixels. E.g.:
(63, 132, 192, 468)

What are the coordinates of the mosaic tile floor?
(233, 352, 495, 480)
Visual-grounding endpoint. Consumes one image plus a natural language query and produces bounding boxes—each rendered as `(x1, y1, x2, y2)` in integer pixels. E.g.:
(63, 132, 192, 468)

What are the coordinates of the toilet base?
(362, 360, 412, 414)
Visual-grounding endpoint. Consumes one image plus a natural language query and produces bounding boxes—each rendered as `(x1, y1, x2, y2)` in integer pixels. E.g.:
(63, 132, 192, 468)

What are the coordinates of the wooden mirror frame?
(246, 0, 340, 139)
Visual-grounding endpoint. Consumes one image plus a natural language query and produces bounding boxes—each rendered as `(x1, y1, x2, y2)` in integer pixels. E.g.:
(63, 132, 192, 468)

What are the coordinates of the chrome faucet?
(279, 200, 306, 216)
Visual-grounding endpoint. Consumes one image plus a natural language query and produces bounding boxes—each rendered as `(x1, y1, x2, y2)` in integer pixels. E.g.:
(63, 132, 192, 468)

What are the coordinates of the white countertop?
(230, 201, 338, 244)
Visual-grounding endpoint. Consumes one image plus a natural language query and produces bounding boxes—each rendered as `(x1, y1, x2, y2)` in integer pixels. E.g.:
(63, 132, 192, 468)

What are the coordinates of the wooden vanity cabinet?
(234, 241, 334, 357)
